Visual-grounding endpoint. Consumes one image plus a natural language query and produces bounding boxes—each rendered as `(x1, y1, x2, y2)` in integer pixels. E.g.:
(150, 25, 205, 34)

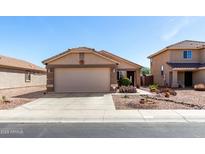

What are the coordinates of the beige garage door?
(54, 68, 110, 92)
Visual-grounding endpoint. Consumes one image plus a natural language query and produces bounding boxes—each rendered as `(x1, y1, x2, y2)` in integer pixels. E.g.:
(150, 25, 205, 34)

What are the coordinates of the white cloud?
(161, 17, 191, 40)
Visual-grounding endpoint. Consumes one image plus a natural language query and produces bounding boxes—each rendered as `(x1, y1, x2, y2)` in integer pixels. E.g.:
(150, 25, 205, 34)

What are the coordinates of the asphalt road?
(0, 123, 205, 138)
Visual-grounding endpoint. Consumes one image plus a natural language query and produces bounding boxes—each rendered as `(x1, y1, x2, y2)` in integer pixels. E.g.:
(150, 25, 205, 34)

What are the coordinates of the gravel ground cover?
(170, 89, 205, 108)
(112, 95, 192, 110)
(0, 86, 46, 110)
(113, 87, 205, 110)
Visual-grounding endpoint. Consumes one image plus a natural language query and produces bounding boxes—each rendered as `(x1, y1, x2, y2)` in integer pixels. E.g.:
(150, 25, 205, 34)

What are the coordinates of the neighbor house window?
(183, 50, 192, 59)
(79, 53, 84, 64)
(161, 65, 164, 76)
(25, 71, 31, 82)
(79, 53, 84, 60)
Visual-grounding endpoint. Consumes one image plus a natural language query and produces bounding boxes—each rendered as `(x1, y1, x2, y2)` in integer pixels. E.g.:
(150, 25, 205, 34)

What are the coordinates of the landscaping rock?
(194, 83, 205, 91)
(119, 86, 137, 93)
(160, 88, 177, 96)
(139, 98, 145, 104)
(164, 92, 170, 98)
(112, 95, 194, 110)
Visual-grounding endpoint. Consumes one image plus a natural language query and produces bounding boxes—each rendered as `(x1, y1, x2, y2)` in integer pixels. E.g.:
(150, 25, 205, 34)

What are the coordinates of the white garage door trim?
(54, 68, 110, 92)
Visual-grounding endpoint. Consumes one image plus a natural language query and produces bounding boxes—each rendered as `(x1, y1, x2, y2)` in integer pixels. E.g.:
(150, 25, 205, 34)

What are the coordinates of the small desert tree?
(141, 67, 151, 76)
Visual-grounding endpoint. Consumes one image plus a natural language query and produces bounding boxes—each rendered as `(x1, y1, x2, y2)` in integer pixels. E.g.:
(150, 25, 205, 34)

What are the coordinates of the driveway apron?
(0, 93, 115, 122)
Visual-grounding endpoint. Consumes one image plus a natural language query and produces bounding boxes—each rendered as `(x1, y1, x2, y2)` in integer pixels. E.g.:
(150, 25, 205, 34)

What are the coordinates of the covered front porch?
(116, 69, 140, 87)
(170, 68, 197, 88)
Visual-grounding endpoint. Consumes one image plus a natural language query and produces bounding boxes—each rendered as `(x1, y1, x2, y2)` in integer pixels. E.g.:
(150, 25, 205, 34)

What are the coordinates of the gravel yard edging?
(140, 95, 204, 109)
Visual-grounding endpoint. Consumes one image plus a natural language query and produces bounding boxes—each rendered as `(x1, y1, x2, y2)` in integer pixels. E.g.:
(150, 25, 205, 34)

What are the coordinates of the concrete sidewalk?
(0, 109, 204, 123)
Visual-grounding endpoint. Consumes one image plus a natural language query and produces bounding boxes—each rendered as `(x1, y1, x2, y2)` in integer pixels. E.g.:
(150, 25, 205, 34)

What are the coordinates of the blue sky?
(0, 16, 205, 67)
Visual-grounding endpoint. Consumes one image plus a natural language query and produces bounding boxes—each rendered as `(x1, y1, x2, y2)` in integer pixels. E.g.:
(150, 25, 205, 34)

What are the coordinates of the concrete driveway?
(15, 93, 115, 111)
(0, 93, 117, 122)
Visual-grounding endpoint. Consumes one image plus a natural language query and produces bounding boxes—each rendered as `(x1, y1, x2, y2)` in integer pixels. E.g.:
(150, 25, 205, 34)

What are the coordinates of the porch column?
(134, 69, 141, 88)
(172, 70, 178, 88)
(110, 67, 118, 91)
(46, 66, 54, 92)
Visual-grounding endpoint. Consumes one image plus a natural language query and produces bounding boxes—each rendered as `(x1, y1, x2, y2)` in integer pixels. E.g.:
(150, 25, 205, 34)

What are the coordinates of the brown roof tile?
(167, 62, 205, 69)
(99, 50, 142, 68)
(0, 55, 46, 72)
(42, 47, 141, 67)
(42, 47, 119, 64)
(148, 40, 205, 58)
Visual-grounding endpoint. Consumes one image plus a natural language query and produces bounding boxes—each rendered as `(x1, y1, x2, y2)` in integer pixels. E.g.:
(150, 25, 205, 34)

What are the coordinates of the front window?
(117, 71, 126, 80)
(25, 71, 31, 82)
(183, 50, 192, 59)
(161, 65, 164, 76)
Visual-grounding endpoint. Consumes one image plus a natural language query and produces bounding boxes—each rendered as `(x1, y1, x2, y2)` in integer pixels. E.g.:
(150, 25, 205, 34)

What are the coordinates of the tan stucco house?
(42, 47, 142, 92)
(0, 55, 46, 89)
(148, 40, 205, 88)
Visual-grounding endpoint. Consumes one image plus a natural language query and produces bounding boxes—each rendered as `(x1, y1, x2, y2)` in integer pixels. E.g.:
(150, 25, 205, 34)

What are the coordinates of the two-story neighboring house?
(148, 40, 205, 88)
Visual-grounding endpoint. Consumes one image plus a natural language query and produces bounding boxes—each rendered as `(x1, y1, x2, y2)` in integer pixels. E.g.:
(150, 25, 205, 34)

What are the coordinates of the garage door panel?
(55, 68, 110, 92)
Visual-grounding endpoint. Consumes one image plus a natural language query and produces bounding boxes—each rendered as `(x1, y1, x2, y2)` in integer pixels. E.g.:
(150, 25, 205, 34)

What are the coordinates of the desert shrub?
(119, 86, 137, 93)
(119, 77, 132, 86)
(1, 96, 10, 103)
(123, 95, 129, 98)
(164, 92, 170, 98)
(149, 84, 158, 92)
(2, 96, 6, 101)
(194, 83, 205, 91)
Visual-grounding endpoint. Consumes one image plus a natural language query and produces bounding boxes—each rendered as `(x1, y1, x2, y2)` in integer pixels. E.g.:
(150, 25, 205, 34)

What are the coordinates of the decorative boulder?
(194, 83, 205, 91)
(139, 98, 145, 104)
(160, 88, 177, 96)
(164, 92, 170, 98)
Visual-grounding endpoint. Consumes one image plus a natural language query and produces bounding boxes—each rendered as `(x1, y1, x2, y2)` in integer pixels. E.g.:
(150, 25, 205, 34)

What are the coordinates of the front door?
(127, 71, 134, 86)
(185, 72, 193, 87)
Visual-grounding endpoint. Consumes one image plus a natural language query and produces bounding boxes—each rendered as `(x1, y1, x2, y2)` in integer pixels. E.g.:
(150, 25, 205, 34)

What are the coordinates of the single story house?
(42, 47, 142, 92)
(148, 40, 205, 88)
(0, 55, 46, 90)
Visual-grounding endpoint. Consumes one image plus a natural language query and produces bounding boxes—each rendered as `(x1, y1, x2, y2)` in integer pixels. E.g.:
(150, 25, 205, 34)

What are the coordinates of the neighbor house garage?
(42, 47, 141, 92)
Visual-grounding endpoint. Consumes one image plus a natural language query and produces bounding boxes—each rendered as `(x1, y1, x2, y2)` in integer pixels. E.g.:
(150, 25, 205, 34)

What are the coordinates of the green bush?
(119, 77, 132, 86)
(1, 96, 9, 103)
(149, 84, 158, 92)
(2, 96, 6, 101)
(141, 67, 151, 76)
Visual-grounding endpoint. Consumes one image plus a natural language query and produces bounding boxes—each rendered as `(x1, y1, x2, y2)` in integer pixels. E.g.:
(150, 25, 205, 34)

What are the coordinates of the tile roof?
(42, 47, 142, 67)
(167, 62, 205, 69)
(99, 50, 142, 68)
(0, 55, 46, 72)
(42, 47, 98, 64)
(148, 40, 205, 58)
(167, 40, 205, 49)
(42, 47, 119, 64)
(200, 63, 205, 67)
